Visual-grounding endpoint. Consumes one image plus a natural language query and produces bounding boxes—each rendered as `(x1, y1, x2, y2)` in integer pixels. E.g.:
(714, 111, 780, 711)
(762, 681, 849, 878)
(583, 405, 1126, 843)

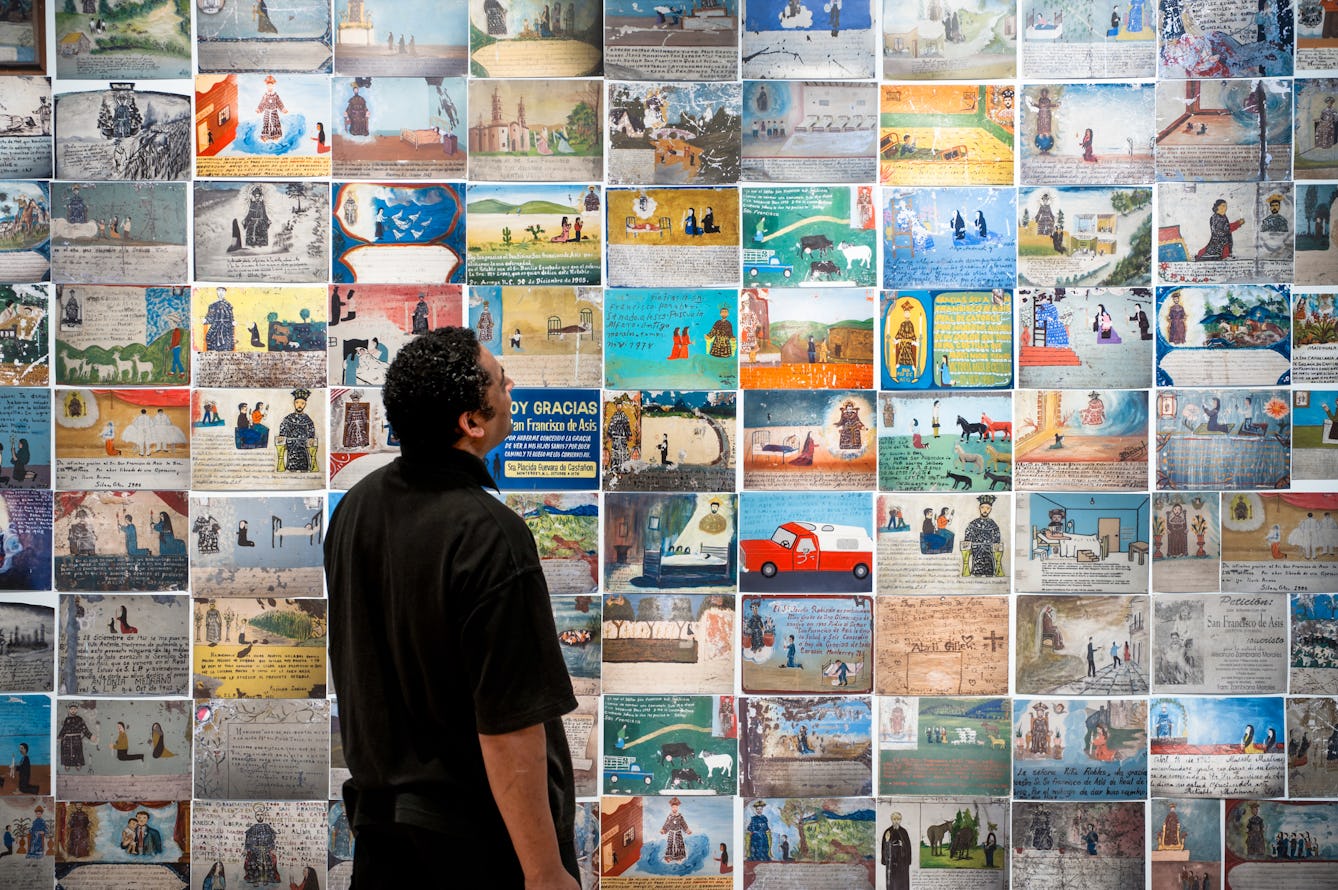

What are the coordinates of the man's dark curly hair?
(384, 326, 494, 447)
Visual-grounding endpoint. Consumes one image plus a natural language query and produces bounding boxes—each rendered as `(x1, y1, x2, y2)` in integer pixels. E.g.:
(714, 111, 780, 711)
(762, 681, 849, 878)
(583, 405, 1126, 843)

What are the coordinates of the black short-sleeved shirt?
(326, 447, 577, 876)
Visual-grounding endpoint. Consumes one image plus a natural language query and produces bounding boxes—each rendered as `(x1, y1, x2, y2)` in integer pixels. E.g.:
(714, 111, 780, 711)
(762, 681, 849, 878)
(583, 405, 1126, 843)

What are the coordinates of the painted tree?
(636, 595, 662, 623)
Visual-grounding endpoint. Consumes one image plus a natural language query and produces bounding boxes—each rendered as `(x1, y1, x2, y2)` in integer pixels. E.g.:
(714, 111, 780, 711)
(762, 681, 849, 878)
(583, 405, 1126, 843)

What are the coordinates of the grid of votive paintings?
(0, 0, 1336, 887)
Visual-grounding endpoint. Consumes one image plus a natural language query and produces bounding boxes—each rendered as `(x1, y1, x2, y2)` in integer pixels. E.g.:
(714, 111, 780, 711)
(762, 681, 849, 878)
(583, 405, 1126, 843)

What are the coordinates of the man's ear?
(457, 409, 485, 440)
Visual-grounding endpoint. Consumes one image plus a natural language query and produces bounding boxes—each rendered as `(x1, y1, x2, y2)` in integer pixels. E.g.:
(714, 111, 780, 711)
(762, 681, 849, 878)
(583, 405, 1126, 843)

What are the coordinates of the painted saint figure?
(59, 705, 94, 768)
(243, 807, 281, 883)
(660, 798, 691, 863)
(747, 800, 771, 860)
(706, 306, 735, 357)
(256, 75, 288, 143)
(836, 400, 867, 450)
(1167, 292, 1188, 344)
(204, 287, 236, 352)
(343, 83, 370, 136)
(254, 0, 279, 33)
(1031, 88, 1059, 154)
(243, 187, 271, 247)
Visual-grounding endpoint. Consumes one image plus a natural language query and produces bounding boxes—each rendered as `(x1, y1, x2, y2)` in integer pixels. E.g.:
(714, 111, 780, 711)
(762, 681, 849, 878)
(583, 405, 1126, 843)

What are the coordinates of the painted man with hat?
(277, 388, 317, 472)
(962, 494, 1001, 577)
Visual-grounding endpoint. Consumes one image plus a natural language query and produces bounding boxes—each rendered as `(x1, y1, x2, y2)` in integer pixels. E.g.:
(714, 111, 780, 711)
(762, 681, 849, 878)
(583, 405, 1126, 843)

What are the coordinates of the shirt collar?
(398, 443, 499, 490)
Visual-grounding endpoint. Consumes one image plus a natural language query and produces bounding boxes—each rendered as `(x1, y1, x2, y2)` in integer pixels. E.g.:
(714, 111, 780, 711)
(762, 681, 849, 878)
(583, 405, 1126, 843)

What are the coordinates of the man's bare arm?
(479, 724, 580, 890)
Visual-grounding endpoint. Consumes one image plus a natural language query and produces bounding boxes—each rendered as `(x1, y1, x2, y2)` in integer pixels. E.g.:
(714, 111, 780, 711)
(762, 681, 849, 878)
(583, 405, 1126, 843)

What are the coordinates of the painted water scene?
(882, 186, 1016, 289)
(466, 183, 602, 285)
(469, 0, 603, 77)
(334, 0, 469, 76)
(1157, 0, 1294, 78)
(332, 182, 466, 284)
(1019, 0, 1156, 79)
(739, 287, 874, 389)
(1017, 287, 1155, 390)
(196, 0, 333, 73)
(332, 76, 466, 179)
(1156, 78, 1292, 182)
(607, 80, 740, 185)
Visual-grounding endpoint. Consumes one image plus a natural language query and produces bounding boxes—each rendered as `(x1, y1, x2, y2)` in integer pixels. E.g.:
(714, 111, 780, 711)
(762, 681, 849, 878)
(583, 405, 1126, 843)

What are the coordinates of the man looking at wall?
(327, 326, 579, 888)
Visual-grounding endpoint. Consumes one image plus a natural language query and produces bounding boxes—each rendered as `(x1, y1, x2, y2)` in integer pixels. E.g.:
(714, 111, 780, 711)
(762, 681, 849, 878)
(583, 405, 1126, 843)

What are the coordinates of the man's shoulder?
(332, 458, 533, 551)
